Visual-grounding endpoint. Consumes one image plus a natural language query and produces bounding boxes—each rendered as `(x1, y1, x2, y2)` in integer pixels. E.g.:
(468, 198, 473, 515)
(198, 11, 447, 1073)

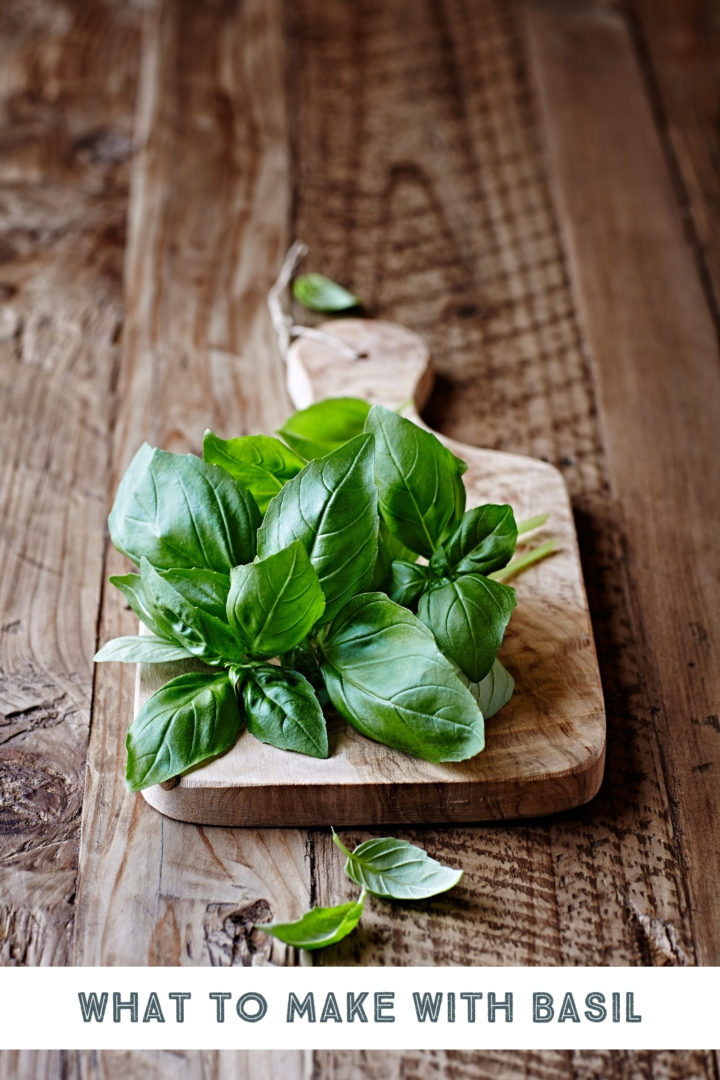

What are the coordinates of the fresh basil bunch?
(96, 398, 518, 791)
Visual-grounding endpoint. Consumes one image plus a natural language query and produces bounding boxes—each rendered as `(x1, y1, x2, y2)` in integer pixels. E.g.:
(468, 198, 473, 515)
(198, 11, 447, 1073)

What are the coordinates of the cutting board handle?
(285, 318, 433, 419)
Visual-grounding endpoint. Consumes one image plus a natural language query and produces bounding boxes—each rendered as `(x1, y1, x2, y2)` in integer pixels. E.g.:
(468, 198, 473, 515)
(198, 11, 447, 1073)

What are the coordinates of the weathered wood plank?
(72, 0, 311, 992)
(289, 0, 701, 999)
(0, 0, 139, 964)
(525, 0, 720, 966)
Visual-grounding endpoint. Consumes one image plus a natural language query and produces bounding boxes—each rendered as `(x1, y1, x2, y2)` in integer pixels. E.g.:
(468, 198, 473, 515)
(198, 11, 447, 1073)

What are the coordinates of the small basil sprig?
(256, 831, 462, 951)
(292, 273, 361, 313)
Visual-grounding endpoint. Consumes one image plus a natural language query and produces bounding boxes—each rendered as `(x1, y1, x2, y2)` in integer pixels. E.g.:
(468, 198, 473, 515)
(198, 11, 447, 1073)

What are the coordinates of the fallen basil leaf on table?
(459, 658, 515, 720)
(241, 663, 328, 758)
(126, 671, 241, 791)
(227, 540, 326, 657)
(109, 443, 260, 573)
(256, 891, 366, 950)
(319, 592, 484, 762)
(258, 434, 378, 623)
(202, 431, 304, 513)
(365, 403, 466, 558)
(94, 635, 194, 664)
(333, 832, 463, 900)
(277, 397, 370, 461)
(292, 272, 361, 313)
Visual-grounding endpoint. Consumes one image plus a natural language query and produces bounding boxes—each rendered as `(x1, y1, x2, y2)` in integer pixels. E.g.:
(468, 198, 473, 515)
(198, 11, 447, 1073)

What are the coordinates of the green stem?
(490, 539, 558, 583)
(331, 827, 354, 860)
(516, 512, 549, 536)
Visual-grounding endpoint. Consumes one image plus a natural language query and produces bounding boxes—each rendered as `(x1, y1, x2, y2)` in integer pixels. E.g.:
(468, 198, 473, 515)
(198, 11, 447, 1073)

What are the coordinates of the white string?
(267, 241, 363, 361)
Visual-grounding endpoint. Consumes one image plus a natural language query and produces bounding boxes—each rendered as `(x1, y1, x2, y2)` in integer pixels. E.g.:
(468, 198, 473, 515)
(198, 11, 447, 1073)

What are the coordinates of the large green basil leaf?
(319, 593, 484, 762)
(364, 405, 466, 557)
(458, 658, 515, 719)
(256, 893, 366, 951)
(94, 635, 194, 663)
(257, 435, 378, 623)
(202, 431, 304, 513)
(388, 559, 431, 608)
(126, 671, 240, 791)
(242, 664, 328, 758)
(444, 504, 517, 575)
(333, 832, 463, 900)
(227, 541, 325, 657)
(140, 559, 244, 665)
(292, 273, 361, 314)
(417, 574, 516, 682)
(277, 398, 370, 461)
(108, 444, 260, 572)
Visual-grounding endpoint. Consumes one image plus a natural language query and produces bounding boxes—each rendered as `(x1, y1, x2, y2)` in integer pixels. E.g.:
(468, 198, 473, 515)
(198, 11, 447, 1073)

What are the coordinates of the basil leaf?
(292, 273, 361, 313)
(126, 671, 240, 791)
(140, 559, 244, 665)
(258, 435, 378, 623)
(227, 540, 325, 657)
(109, 572, 170, 638)
(153, 567, 230, 620)
(202, 431, 304, 513)
(370, 520, 418, 591)
(94, 636, 194, 663)
(319, 593, 484, 762)
(388, 559, 431, 608)
(458, 658, 515, 719)
(282, 640, 329, 706)
(417, 574, 516, 682)
(108, 444, 260, 573)
(444, 504, 518, 575)
(334, 833, 463, 900)
(364, 405, 466, 557)
(256, 892, 365, 950)
(243, 664, 328, 758)
(277, 398, 371, 461)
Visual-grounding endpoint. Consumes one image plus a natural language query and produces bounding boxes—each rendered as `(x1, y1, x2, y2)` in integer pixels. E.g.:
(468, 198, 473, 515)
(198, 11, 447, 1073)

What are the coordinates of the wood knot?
(0, 749, 73, 835)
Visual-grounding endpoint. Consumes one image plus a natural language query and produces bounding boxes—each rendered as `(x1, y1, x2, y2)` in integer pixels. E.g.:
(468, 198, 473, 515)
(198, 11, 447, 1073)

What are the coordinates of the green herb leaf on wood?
(333, 832, 463, 900)
(444, 503, 518, 575)
(364, 404, 466, 557)
(126, 671, 241, 791)
(277, 397, 371, 461)
(243, 664, 328, 758)
(227, 540, 325, 657)
(258, 434, 378, 623)
(108, 444, 260, 573)
(94, 636, 194, 664)
(319, 592, 484, 762)
(417, 574, 516, 683)
(256, 891, 366, 950)
(202, 431, 305, 513)
(292, 273, 361, 313)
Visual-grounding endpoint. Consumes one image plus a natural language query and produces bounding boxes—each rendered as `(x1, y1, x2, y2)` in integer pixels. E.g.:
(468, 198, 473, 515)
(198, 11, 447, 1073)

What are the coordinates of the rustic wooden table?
(1, 0, 719, 1077)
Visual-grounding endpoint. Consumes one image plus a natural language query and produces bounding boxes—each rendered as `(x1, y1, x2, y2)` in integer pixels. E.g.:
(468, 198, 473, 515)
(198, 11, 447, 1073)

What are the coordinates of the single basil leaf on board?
(319, 592, 484, 763)
(370, 519, 418, 592)
(364, 404, 466, 558)
(277, 398, 371, 461)
(109, 572, 170, 639)
(202, 431, 305, 513)
(94, 635, 194, 663)
(108, 444, 260, 573)
(458, 658, 515, 720)
(417, 574, 516, 683)
(333, 832, 463, 900)
(388, 559, 432, 608)
(257, 435, 378, 623)
(292, 273, 361, 313)
(126, 671, 241, 791)
(256, 892, 366, 951)
(444, 504, 518, 575)
(242, 664, 328, 758)
(227, 540, 325, 657)
(140, 559, 245, 665)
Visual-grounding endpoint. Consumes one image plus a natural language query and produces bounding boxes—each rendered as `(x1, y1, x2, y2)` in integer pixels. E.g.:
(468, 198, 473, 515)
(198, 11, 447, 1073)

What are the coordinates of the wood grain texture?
(139, 318, 604, 826)
(72, 0, 311, 1026)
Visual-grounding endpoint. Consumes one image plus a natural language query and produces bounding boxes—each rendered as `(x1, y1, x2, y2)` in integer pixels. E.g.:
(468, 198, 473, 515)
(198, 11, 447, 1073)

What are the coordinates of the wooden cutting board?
(139, 320, 605, 826)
